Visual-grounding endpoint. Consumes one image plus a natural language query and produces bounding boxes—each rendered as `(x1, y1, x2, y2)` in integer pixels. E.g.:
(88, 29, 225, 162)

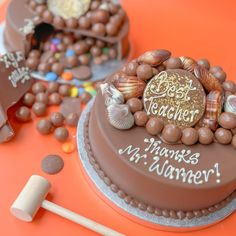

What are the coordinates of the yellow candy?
(83, 82, 92, 87)
(62, 142, 76, 154)
(85, 86, 95, 92)
(70, 87, 79, 97)
(55, 53, 61, 60)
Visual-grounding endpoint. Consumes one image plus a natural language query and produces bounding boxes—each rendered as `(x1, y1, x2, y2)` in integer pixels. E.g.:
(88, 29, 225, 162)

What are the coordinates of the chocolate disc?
(71, 66, 92, 80)
(143, 69, 206, 128)
(41, 154, 64, 175)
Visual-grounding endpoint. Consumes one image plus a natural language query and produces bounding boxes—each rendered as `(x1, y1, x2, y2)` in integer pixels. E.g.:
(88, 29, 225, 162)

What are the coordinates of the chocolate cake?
(84, 50, 236, 220)
(4, 0, 129, 83)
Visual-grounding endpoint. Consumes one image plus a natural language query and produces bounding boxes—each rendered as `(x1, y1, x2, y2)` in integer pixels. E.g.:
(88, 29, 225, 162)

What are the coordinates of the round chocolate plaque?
(143, 69, 206, 128)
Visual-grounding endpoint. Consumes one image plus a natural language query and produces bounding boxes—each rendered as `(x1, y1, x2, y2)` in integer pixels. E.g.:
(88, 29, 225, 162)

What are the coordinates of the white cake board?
(77, 98, 236, 232)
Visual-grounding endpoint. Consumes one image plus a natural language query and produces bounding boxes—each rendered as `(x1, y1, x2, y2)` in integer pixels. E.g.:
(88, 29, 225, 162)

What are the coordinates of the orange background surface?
(0, 0, 236, 236)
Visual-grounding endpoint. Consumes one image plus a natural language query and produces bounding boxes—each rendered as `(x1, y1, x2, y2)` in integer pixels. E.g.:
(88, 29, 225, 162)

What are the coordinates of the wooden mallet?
(10, 175, 124, 236)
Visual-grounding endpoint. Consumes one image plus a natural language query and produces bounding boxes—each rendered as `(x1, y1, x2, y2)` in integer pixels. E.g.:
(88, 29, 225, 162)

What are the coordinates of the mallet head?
(10, 175, 51, 222)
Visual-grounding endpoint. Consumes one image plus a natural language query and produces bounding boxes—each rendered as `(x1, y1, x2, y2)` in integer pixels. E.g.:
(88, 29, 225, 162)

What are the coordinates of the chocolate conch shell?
(179, 56, 197, 72)
(107, 104, 134, 130)
(48, 0, 91, 20)
(113, 75, 146, 100)
(138, 49, 171, 66)
(100, 83, 124, 107)
(199, 90, 223, 131)
(224, 95, 236, 115)
(194, 65, 223, 92)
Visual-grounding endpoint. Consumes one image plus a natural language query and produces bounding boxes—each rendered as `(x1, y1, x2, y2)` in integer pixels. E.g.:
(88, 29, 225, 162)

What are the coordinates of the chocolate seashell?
(179, 56, 197, 72)
(224, 95, 236, 115)
(100, 83, 124, 106)
(107, 104, 134, 130)
(137, 49, 171, 66)
(194, 65, 223, 92)
(199, 90, 223, 131)
(113, 75, 146, 100)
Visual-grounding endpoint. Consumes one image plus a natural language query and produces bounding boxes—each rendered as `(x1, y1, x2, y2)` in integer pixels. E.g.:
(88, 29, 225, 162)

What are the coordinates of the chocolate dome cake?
(4, 0, 129, 83)
(81, 49, 236, 221)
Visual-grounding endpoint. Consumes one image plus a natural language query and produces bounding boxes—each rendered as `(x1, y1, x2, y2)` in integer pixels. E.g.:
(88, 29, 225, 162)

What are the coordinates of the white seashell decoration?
(100, 83, 124, 107)
(224, 95, 236, 115)
(48, 0, 91, 20)
(107, 104, 134, 130)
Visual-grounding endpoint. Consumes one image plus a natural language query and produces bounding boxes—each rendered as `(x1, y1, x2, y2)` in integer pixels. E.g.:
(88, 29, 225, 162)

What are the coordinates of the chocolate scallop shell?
(194, 65, 223, 92)
(179, 56, 197, 72)
(137, 49, 171, 66)
(113, 75, 146, 100)
(199, 90, 223, 131)
(224, 95, 236, 115)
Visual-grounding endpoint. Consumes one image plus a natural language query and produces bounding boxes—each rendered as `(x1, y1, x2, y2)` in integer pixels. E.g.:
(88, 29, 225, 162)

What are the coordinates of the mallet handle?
(41, 200, 124, 236)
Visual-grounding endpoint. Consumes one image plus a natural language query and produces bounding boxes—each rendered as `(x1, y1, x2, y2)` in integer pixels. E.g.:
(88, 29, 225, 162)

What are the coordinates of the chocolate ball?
(66, 113, 79, 127)
(57, 43, 67, 52)
(28, 50, 40, 58)
(74, 41, 89, 55)
(124, 61, 138, 76)
(90, 45, 102, 57)
(81, 92, 92, 104)
(66, 18, 78, 28)
(51, 62, 64, 75)
(91, 9, 110, 24)
(198, 127, 214, 145)
(162, 124, 182, 143)
(48, 57, 57, 65)
(79, 16, 91, 29)
(23, 93, 35, 107)
(231, 135, 236, 148)
(36, 119, 52, 135)
(96, 40, 106, 48)
(47, 82, 59, 94)
(218, 112, 236, 129)
(209, 66, 223, 74)
(32, 102, 47, 117)
(35, 92, 49, 105)
(15, 106, 31, 122)
(93, 56, 103, 65)
(181, 128, 199, 145)
(126, 98, 143, 113)
(146, 117, 164, 135)
(26, 57, 39, 70)
(164, 57, 182, 69)
(49, 93, 62, 105)
(78, 54, 90, 65)
(136, 64, 153, 80)
(63, 35, 74, 45)
(59, 85, 70, 97)
(215, 128, 232, 144)
(54, 127, 69, 142)
(42, 10, 53, 23)
(90, 0, 100, 10)
(85, 38, 95, 48)
(106, 23, 118, 36)
(38, 63, 51, 73)
(35, 5, 47, 16)
(66, 56, 78, 68)
(32, 82, 46, 94)
(134, 111, 148, 127)
(222, 81, 236, 93)
(109, 3, 119, 15)
(92, 23, 106, 36)
(108, 48, 117, 59)
(50, 112, 65, 127)
(212, 70, 226, 83)
(53, 16, 65, 28)
(197, 59, 210, 70)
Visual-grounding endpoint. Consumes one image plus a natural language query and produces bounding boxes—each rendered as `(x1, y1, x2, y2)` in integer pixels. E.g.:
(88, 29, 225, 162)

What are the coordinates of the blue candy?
(51, 38, 61, 45)
(65, 49, 76, 58)
(78, 87, 85, 94)
(45, 72, 58, 81)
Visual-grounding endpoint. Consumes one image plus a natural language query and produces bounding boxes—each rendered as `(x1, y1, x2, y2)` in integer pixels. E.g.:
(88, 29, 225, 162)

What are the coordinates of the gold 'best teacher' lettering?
(143, 69, 206, 128)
